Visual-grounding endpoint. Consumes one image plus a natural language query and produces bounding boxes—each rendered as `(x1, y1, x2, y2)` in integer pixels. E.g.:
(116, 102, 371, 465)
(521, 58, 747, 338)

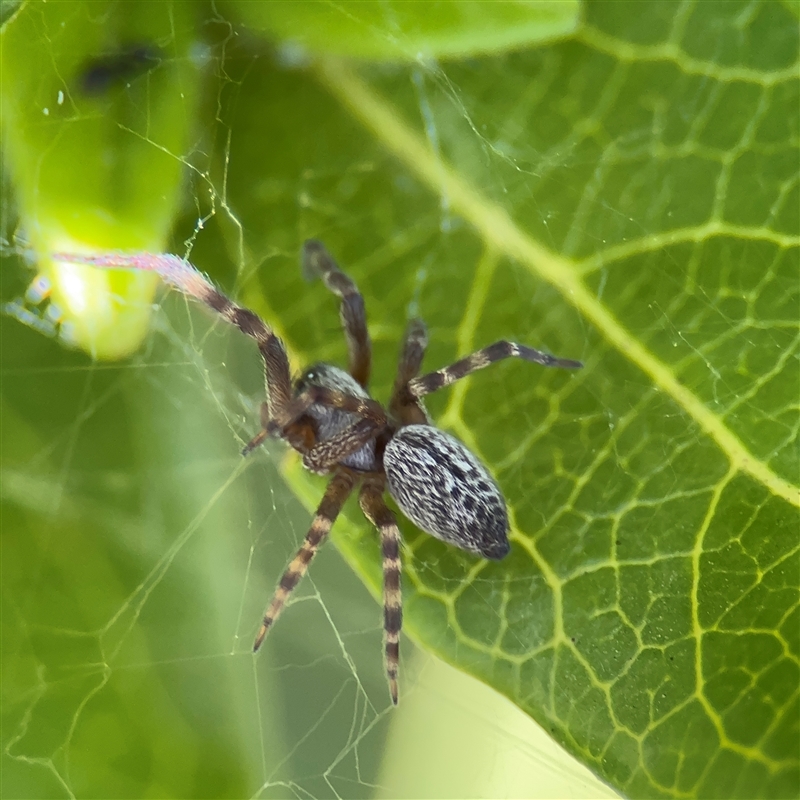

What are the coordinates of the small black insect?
(53, 243, 582, 704)
(80, 43, 162, 95)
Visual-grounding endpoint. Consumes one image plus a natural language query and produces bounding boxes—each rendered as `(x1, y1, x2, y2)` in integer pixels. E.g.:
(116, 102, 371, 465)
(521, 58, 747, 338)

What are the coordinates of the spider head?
(295, 363, 367, 397)
(294, 363, 378, 473)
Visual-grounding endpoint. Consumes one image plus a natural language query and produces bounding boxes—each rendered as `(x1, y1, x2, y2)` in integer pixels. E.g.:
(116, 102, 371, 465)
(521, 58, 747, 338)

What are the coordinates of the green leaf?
(0, 0, 202, 358)
(2, 2, 798, 798)
(220, 0, 580, 62)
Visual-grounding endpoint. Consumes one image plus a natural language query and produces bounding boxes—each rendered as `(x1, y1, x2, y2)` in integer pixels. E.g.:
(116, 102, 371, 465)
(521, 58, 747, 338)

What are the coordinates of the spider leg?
(303, 240, 371, 388)
(267, 385, 386, 436)
(244, 386, 386, 459)
(303, 417, 384, 473)
(407, 340, 582, 399)
(359, 476, 403, 706)
(389, 319, 429, 425)
(253, 468, 358, 651)
(52, 252, 294, 420)
(182, 284, 295, 422)
(242, 403, 316, 456)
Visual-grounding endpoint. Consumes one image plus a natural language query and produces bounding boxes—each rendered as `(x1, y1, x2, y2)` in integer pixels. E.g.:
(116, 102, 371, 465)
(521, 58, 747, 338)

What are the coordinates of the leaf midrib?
(313, 57, 799, 510)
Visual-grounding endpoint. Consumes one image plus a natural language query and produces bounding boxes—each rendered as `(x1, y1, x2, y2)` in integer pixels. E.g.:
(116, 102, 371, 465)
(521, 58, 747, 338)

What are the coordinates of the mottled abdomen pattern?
(384, 425, 510, 560)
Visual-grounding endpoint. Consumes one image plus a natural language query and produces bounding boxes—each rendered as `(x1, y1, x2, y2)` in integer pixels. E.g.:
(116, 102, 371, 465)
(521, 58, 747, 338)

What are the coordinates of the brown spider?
(54, 242, 582, 704)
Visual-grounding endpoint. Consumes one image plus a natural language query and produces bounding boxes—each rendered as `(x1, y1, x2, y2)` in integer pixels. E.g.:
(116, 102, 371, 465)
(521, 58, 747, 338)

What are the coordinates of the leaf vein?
(315, 59, 800, 509)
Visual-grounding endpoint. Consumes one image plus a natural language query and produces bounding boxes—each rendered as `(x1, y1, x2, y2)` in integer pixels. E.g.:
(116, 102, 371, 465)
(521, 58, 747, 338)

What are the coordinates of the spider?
(54, 242, 582, 704)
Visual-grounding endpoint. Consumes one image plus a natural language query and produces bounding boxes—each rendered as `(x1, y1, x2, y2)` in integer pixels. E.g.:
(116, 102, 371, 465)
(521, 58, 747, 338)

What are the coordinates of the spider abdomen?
(384, 425, 510, 560)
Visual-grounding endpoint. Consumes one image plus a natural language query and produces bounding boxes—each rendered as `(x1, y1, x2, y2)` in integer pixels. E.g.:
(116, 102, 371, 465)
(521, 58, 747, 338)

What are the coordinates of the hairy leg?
(389, 319, 429, 425)
(302, 417, 384, 473)
(52, 251, 295, 420)
(408, 340, 582, 399)
(359, 477, 403, 705)
(303, 240, 371, 388)
(253, 468, 357, 651)
(266, 384, 386, 434)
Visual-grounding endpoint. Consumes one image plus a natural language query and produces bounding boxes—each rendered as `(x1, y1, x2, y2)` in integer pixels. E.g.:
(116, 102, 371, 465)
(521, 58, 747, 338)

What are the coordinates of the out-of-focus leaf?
(0, 0, 202, 358)
(221, 0, 580, 62)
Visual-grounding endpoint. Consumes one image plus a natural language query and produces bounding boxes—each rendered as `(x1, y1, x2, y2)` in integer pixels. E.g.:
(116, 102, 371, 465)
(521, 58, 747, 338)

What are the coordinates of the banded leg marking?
(202, 293, 293, 419)
(303, 239, 371, 388)
(52, 251, 295, 423)
(389, 319, 429, 425)
(359, 479, 403, 705)
(267, 385, 386, 435)
(408, 340, 582, 399)
(253, 469, 357, 651)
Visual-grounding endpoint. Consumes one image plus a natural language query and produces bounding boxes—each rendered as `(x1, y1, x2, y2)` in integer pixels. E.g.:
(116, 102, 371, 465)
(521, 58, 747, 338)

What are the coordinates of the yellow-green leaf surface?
(2, 2, 798, 798)
(0, 0, 202, 358)
(222, 0, 580, 61)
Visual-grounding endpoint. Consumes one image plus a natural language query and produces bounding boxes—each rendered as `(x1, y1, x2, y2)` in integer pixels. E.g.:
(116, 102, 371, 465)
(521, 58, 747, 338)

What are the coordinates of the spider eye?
(384, 426, 510, 560)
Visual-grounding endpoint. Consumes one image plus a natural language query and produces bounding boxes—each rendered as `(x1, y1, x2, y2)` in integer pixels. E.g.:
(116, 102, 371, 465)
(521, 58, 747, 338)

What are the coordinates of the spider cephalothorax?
(54, 242, 582, 704)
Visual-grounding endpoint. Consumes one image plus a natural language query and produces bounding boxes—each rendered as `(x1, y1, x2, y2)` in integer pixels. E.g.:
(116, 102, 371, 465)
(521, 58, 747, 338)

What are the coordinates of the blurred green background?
(2, 2, 798, 798)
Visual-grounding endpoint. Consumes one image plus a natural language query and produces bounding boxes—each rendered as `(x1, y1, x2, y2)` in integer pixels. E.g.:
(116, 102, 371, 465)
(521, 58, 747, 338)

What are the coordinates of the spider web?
(0, 8, 616, 799)
(2, 2, 797, 799)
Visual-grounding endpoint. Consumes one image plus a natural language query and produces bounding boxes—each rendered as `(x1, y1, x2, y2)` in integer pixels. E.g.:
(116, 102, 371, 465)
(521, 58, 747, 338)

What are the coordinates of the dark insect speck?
(80, 43, 162, 95)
